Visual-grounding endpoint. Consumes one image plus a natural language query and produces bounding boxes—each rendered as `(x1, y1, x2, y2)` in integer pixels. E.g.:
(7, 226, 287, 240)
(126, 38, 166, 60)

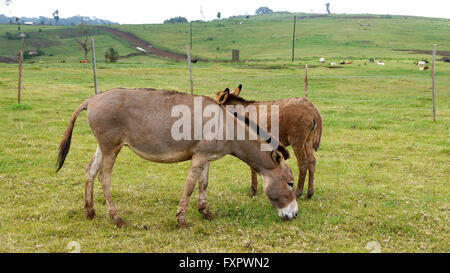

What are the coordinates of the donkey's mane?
(227, 94, 256, 104)
(233, 111, 290, 160)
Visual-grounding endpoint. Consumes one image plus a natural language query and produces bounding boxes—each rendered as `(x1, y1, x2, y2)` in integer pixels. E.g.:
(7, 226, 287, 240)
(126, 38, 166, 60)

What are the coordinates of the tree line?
(0, 14, 117, 25)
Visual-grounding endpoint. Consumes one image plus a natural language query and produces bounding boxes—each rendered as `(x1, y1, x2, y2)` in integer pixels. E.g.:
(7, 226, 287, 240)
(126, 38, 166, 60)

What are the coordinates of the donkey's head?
(261, 147, 297, 220)
(218, 86, 297, 220)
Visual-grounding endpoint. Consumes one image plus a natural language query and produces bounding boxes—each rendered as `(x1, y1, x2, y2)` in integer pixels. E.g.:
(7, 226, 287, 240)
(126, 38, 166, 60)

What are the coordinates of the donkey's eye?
(287, 182, 294, 188)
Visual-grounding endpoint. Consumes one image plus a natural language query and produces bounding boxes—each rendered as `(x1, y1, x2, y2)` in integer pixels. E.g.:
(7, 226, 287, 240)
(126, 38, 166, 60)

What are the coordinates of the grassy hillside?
(1, 13, 449, 64)
(116, 13, 450, 62)
(0, 24, 138, 63)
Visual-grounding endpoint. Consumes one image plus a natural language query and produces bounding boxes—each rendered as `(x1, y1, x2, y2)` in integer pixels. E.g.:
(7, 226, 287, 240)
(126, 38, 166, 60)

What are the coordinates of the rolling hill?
(0, 12, 449, 64)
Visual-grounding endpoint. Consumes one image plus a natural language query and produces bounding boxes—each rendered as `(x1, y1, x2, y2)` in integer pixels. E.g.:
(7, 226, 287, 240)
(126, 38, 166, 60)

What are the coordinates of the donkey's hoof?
(296, 191, 303, 199)
(249, 188, 257, 197)
(202, 211, 215, 221)
(114, 217, 128, 228)
(306, 190, 314, 199)
(177, 219, 188, 229)
(86, 209, 96, 220)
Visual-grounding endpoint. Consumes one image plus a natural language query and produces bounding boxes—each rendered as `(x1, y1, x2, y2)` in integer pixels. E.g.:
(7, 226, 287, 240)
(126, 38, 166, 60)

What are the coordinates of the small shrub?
(9, 104, 32, 111)
(105, 47, 119, 62)
(23, 49, 45, 59)
(205, 37, 214, 41)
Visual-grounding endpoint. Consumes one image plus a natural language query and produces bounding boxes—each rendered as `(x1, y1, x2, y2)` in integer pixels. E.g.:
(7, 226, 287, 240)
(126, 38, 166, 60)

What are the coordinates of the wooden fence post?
(17, 33, 25, 104)
(305, 64, 309, 98)
(432, 44, 437, 122)
(91, 37, 98, 95)
(186, 44, 193, 95)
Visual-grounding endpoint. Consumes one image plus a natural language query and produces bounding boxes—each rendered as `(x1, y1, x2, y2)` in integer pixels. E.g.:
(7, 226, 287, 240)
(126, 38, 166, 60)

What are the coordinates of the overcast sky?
(1, 0, 449, 24)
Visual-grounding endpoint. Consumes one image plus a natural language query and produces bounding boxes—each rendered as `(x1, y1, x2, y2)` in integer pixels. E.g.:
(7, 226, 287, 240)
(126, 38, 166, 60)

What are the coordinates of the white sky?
(1, 0, 449, 24)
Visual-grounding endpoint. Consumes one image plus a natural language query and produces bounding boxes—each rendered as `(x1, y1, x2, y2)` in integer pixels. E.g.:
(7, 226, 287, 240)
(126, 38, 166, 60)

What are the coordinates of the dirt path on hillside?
(0, 56, 18, 63)
(393, 49, 450, 61)
(98, 26, 188, 61)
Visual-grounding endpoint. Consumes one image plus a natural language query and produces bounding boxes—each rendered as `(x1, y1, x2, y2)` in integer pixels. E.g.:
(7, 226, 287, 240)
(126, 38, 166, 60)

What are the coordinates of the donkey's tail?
(312, 110, 322, 152)
(56, 100, 88, 172)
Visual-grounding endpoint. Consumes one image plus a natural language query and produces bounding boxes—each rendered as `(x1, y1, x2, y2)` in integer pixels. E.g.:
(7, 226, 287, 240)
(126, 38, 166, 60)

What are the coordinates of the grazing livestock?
(320, 58, 325, 63)
(215, 85, 322, 199)
(417, 61, 426, 66)
(56, 88, 298, 228)
(419, 66, 429, 71)
(377, 62, 385, 65)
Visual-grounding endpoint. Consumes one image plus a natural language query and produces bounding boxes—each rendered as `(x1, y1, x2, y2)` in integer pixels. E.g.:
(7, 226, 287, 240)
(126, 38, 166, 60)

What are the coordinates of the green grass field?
(0, 13, 449, 252)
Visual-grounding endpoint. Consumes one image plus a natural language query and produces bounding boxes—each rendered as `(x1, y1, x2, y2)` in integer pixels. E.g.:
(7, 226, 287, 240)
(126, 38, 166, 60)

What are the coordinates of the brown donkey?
(215, 85, 322, 199)
(57, 88, 298, 228)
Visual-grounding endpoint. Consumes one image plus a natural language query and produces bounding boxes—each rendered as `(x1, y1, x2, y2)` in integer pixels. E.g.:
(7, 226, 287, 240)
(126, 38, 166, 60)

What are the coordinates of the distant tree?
(105, 47, 119, 62)
(217, 12, 221, 19)
(325, 3, 330, 14)
(163, 16, 188, 24)
(245, 15, 250, 20)
(255, 7, 273, 15)
(52, 10, 59, 25)
(76, 23, 91, 60)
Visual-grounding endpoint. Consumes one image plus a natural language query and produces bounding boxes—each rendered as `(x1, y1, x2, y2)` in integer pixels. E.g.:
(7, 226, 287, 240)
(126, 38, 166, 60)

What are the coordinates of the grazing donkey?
(215, 85, 322, 199)
(57, 88, 298, 228)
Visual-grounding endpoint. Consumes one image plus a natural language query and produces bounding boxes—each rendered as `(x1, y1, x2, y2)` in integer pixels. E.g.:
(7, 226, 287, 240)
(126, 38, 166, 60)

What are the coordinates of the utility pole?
(291, 15, 296, 62)
(190, 22, 193, 50)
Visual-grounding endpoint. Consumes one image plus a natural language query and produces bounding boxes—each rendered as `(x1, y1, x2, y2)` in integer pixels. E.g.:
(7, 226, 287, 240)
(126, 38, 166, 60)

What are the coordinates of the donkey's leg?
(98, 146, 127, 228)
(305, 140, 317, 199)
(176, 155, 208, 228)
(84, 145, 102, 220)
(197, 161, 214, 220)
(249, 168, 258, 197)
(292, 143, 308, 199)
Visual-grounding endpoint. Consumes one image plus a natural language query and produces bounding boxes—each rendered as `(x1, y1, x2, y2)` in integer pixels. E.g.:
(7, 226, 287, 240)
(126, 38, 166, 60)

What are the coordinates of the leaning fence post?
(91, 37, 98, 95)
(186, 44, 193, 95)
(304, 64, 309, 98)
(17, 33, 25, 104)
(432, 44, 437, 122)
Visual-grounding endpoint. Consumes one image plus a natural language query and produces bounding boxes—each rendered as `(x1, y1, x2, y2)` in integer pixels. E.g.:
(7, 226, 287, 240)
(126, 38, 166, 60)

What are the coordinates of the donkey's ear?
(271, 150, 284, 164)
(216, 88, 230, 104)
(231, 84, 242, 96)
